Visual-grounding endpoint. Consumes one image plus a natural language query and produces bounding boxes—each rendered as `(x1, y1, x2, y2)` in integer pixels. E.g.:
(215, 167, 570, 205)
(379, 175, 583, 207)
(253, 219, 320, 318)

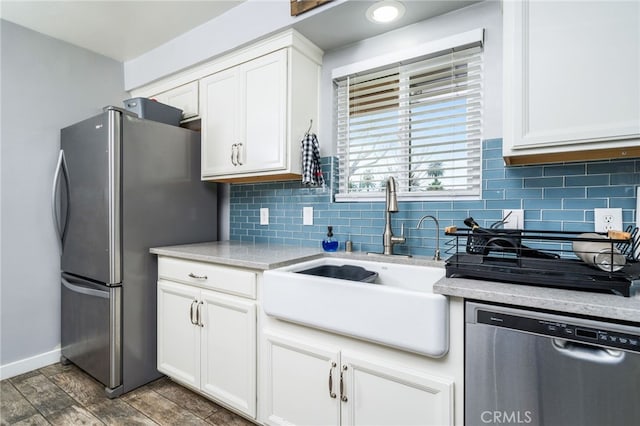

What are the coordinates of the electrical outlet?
(260, 208, 269, 225)
(594, 208, 622, 232)
(502, 209, 524, 230)
(303, 206, 313, 225)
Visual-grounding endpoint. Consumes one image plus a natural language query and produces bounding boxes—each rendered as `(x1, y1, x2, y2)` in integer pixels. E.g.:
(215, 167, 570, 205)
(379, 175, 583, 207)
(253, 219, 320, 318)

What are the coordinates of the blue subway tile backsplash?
(229, 139, 639, 258)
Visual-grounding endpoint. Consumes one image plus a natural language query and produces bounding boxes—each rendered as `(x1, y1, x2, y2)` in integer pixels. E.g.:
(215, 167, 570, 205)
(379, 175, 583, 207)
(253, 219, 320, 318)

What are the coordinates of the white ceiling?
(0, 0, 480, 62)
(292, 0, 479, 52)
(0, 0, 245, 61)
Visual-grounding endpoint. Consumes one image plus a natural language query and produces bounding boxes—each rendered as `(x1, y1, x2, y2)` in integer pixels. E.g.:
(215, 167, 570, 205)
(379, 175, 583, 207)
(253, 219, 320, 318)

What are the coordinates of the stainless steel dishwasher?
(465, 301, 640, 426)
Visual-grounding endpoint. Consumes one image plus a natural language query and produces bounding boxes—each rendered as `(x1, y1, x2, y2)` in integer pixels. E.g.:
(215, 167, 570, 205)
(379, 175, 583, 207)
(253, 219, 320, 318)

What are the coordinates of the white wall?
(124, 0, 347, 90)
(0, 20, 127, 378)
(319, 0, 502, 156)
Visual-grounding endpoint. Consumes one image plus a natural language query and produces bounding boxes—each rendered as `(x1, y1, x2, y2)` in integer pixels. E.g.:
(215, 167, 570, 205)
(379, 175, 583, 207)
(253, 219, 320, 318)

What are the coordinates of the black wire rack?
(444, 225, 640, 297)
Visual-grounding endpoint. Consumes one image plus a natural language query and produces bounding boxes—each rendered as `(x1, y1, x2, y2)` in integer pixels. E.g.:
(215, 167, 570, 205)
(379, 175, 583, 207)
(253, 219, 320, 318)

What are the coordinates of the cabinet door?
(200, 49, 287, 179)
(263, 332, 340, 426)
(200, 290, 256, 418)
(201, 67, 241, 176)
(157, 280, 201, 388)
(341, 351, 454, 426)
(504, 0, 640, 150)
(153, 81, 199, 120)
(241, 49, 287, 173)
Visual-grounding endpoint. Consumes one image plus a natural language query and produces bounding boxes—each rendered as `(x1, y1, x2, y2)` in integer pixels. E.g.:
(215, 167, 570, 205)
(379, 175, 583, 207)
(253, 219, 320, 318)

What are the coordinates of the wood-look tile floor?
(1, 363, 254, 425)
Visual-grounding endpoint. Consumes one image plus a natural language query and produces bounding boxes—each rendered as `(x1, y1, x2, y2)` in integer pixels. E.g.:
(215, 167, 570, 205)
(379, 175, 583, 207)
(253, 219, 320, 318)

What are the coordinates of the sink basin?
(297, 264, 378, 282)
(263, 257, 448, 357)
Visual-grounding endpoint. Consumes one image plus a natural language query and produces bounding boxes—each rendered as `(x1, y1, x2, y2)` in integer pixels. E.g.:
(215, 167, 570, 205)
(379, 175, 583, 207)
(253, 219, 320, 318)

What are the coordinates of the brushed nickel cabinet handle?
(231, 144, 238, 166)
(188, 273, 207, 280)
(189, 300, 197, 325)
(197, 301, 204, 327)
(236, 143, 243, 165)
(340, 365, 348, 402)
(328, 362, 337, 399)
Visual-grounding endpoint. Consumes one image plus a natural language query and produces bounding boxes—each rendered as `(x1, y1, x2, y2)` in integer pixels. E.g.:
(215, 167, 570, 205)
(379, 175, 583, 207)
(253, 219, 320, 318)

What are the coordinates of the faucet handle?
(396, 223, 407, 244)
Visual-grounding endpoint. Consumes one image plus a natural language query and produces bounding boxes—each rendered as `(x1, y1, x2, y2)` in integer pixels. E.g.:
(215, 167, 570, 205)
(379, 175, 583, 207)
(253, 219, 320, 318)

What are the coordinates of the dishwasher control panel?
(477, 309, 640, 353)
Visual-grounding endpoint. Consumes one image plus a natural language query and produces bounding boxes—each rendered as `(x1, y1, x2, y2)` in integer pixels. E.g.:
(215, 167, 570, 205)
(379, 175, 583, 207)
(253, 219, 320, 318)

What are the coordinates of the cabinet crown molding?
(130, 28, 323, 99)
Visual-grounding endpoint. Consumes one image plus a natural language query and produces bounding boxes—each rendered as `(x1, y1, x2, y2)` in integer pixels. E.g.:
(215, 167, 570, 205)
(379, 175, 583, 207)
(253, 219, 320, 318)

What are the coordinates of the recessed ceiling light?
(366, 0, 406, 24)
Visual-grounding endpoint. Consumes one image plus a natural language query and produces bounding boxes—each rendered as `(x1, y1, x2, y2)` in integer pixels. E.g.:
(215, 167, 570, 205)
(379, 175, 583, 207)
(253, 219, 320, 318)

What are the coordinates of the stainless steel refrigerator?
(52, 106, 217, 397)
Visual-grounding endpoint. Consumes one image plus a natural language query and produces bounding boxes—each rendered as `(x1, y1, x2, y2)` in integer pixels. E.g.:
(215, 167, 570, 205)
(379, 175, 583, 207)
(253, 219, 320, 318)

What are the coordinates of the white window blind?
(334, 42, 483, 201)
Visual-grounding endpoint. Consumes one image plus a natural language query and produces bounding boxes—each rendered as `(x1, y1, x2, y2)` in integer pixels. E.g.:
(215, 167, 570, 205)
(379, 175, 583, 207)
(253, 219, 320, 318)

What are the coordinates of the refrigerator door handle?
(52, 149, 71, 250)
(62, 276, 109, 299)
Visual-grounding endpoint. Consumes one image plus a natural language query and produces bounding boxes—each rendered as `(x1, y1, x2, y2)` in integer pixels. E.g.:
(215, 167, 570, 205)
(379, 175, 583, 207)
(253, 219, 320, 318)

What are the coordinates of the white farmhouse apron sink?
(263, 257, 449, 357)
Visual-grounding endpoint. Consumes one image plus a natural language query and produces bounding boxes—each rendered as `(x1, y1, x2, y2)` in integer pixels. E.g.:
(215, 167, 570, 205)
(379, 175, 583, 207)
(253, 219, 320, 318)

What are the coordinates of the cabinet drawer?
(158, 256, 256, 299)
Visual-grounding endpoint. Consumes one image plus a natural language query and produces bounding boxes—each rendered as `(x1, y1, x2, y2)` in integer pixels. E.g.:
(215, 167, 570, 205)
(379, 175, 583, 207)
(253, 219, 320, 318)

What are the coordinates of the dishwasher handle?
(552, 338, 625, 364)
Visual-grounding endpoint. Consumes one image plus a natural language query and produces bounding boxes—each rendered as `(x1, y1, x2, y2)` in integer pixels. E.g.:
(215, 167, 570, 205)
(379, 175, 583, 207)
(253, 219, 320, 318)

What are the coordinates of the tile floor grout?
(1, 363, 253, 425)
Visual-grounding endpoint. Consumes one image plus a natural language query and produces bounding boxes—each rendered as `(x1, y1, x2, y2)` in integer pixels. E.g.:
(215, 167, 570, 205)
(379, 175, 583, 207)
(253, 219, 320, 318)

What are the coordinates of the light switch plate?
(594, 208, 622, 232)
(260, 208, 269, 225)
(303, 207, 313, 225)
(502, 209, 524, 230)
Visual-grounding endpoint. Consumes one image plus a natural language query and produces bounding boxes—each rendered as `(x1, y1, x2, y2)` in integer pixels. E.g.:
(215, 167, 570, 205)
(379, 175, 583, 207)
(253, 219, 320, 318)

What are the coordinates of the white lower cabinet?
(156, 255, 462, 425)
(157, 278, 256, 418)
(199, 289, 256, 415)
(263, 331, 454, 426)
(157, 280, 201, 388)
(264, 332, 340, 426)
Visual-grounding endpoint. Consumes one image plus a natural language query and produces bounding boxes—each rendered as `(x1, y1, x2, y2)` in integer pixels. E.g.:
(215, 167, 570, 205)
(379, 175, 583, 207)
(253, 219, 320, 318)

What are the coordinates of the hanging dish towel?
(301, 133, 324, 186)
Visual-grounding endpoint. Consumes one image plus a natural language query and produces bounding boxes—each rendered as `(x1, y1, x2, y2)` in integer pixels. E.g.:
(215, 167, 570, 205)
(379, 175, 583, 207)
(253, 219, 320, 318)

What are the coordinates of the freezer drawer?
(61, 273, 121, 393)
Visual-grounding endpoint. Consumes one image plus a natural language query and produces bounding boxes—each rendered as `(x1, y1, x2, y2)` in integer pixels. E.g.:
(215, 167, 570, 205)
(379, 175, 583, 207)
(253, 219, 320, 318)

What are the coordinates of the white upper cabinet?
(150, 81, 199, 121)
(200, 39, 321, 182)
(200, 50, 287, 178)
(503, 0, 640, 165)
(200, 67, 242, 176)
(127, 29, 323, 181)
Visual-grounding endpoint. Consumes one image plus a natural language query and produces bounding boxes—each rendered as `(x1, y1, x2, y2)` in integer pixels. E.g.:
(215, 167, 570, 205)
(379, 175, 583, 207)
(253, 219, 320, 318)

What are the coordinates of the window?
(333, 31, 483, 201)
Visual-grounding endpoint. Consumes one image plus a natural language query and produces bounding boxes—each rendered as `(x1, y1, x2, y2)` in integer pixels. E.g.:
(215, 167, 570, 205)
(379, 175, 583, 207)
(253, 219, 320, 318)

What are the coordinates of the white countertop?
(434, 277, 640, 323)
(150, 240, 324, 270)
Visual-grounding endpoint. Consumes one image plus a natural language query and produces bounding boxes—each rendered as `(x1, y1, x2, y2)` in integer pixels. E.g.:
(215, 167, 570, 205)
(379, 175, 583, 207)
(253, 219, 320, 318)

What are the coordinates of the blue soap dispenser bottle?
(322, 226, 339, 252)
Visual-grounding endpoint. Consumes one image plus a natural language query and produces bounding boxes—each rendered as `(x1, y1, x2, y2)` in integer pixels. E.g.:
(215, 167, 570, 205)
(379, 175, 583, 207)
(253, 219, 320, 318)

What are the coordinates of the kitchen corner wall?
(229, 139, 640, 257)
(0, 20, 127, 376)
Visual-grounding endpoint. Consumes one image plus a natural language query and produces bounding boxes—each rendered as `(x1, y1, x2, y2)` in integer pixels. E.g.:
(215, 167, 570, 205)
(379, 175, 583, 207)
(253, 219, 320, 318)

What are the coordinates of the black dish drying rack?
(444, 226, 640, 297)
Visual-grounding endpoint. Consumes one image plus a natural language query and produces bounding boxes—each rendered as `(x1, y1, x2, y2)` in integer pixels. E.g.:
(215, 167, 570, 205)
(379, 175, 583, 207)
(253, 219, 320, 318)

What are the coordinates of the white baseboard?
(0, 347, 61, 380)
